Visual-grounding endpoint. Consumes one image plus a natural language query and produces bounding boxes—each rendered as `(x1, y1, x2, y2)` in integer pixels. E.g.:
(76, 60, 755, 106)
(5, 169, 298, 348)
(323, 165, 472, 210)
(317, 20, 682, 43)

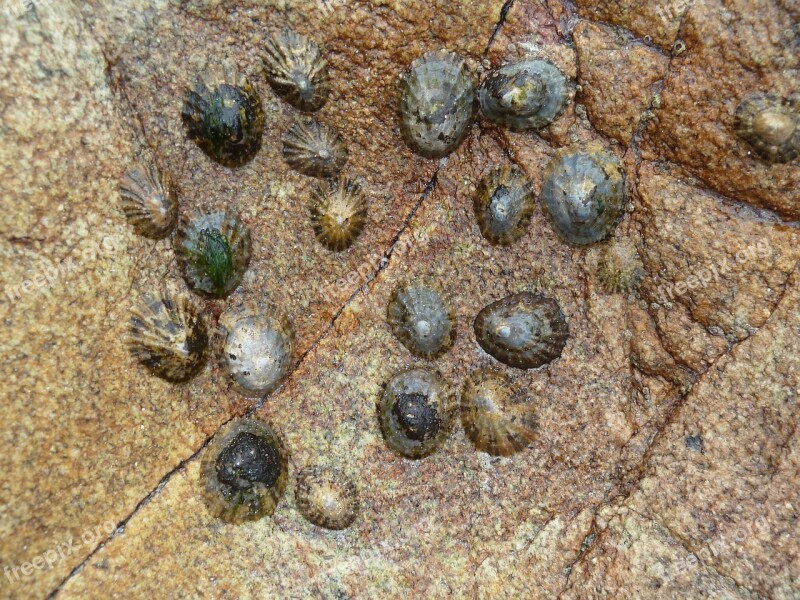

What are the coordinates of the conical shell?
(474, 165, 536, 245)
(295, 466, 359, 530)
(282, 119, 348, 177)
(734, 92, 799, 164)
(310, 177, 367, 251)
(386, 283, 455, 358)
(119, 165, 178, 239)
(262, 29, 331, 112)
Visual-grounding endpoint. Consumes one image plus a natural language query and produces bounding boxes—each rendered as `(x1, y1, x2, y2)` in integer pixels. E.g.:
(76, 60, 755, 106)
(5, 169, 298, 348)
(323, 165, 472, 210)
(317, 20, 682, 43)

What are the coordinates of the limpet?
(282, 119, 348, 178)
(474, 292, 569, 370)
(127, 289, 208, 382)
(295, 466, 359, 530)
(200, 418, 288, 523)
(378, 367, 456, 459)
(473, 165, 536, 245)
(540, 145, 627, 245)
(478, 59, 569, 131)
(262, 29, 331, 112)
(597, 237, 644, 294)
(386, 283, 455, 358)
(398, 50, 475, 158)
(182, 59, 265, 168)
(119, 165, 178, 239)
(174, 209, 252, 298)
(734, 92, 799, 164)
(461, 368, 537, 456)
(310, 177, 367, 251)
(218, 301, 295, 397)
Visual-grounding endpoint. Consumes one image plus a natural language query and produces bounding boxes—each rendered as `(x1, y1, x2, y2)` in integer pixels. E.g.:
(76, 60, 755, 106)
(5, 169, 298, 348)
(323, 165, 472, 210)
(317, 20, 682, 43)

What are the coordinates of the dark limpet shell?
(386, 283, 455, 358)
(262, 29, 331, 112)
(478, 59, 569, 131)
(378, 368, 456, 459)
(310, 177, 367, 251)
(182, 60, 265, 168)
(127, 288, 209, 382)
(473, 165, 536, 245)
(474, 292, 569, 370)
(218, 301, 295, 397)
(282, 119, 348, 178)
(597, 237, 644, 294)
(295, 466, 359, 530)
(540, 145, 627, 246)
(461, 368, 537, 456)
(175, 209, 252, 299)
(734, 92, 799, 164)
(398, 49, 475, 159)
(200, 418, 288, 523)
(119, 165, 178, 239)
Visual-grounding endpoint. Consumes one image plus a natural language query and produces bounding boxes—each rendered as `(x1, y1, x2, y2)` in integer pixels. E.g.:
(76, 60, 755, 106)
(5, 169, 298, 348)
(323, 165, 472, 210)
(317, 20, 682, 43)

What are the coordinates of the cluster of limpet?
(473, 166, 536, 246)
(295, 466, 359, 530)
(119, 165, 178, 239)
(282, 118, 348, 177)
(597, 237, 645, 295)
(182, 60, 265, 168)
(174, 209, 252, 298)
(200, 418, 288, 523)
(734, 92, 799, 164)
(386, 283, 456, 358)
(262, 29, 331, 112)
(309, 177, 367, 251)
(217, 301, 295, 397)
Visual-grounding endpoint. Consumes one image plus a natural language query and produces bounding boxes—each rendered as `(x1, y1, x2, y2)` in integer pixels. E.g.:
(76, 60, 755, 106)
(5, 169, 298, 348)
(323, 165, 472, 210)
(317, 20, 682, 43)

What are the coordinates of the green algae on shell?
(182, 59, 265, 168)
(175, 209, 252, 299)
(294, 466, 359, 530)
(734, 92, 799, 164)
(473, 165, 536, 245)
(200, 418, 288, 523)
(119, 165, 178, 239)
(262, 29, 331, 112)
(310, 177, 367, 251)
(386, 283, 455, 358)
(282, 118, 348, 178)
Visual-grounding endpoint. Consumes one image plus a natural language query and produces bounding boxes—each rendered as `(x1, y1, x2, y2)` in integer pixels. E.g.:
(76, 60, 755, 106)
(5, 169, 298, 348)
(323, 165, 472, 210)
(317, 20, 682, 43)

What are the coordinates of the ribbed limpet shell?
(474, 165, 536, 245)
(127, 289, 208, 382)
(474, 292, 569, 370)
(478, 59, 569, 131)
(119, 165, 178, 239)
(398, 50, 475, 159)
(282, 119, 348, 178)
(386, 283, 455, 358)
(461, 368, 537, 456)
(295, 466, 359, 530)
(262, 29, 331, 112)
(182, 60, 265, 168)
(218, 301, 295, 397)
(541, 146, 627, 246)
(310, 177, 367, 251)
(378, 368, 456, 459)
(597, 238, 644, 294)
(734, 92, 799, 164)
(200, 418, 288, 523)
(174, 209, 252, 299)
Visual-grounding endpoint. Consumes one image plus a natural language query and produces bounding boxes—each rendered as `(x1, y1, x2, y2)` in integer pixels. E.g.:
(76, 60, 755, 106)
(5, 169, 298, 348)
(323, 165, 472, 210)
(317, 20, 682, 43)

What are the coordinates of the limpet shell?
(474, 292, 569, 370)
(386, 283, 455, 358)
(182, 60, 265, 168)
(218, 301, 295, 397)
(310, 177, 367, 251)
(734, 92, 799, 164)
(127, 289, 208, 382)
(597, 237, 644, 294)
(262, 29, 331, 112)
(473, 165, 536, 245)
(282, 119, 348, 178)
(200, 418, 288, 523)
(540, 145, 627, 246)
(398, 50, 475, 159)
(461, 368, 537, 456)
(478, 59, 569, 131)
(295, 466, 359, 530)
(378, 367, 456, 459)
(174, 209, 252, 299)
(119, 165, 178, 239)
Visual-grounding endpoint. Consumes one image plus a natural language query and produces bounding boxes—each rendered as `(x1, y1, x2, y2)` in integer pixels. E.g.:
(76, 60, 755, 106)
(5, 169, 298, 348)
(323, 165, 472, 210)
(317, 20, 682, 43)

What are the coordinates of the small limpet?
(474, 292, 569, 370)
(540, 145, 627, 246)
(398, 50, 475, 158)
(378, 367, 456, 459)
(734, 92, 799, 164)
(295, 466, 359, 530)
(182, 59, 265, 168)
(127, 289, 208, 382)
(386, 283, 455, 358)
(282, 119, 348, 178)
(174, 209, 252, 298)
(200, 418, 288, 523)
(218, 301, 295, 397)
(473, 166, 536, 245)
(478, 59, 569, 131)
(461, 368, 537, 456)
(597, 238, 644, 294)
(119, 165, 178, 239)
(262, 29, 331, 112)
(310, 177, 367, 251)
